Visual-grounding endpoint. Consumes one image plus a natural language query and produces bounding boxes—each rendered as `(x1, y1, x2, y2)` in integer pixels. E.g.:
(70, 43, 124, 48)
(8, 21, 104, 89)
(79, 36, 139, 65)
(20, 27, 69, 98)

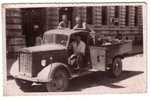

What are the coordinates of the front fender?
(37, 63, 71, 82)
(10, 60, 19, 77)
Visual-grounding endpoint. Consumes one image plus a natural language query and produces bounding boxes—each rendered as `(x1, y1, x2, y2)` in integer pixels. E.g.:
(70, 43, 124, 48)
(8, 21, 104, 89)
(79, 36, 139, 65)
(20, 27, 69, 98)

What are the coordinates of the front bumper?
(10, 60, 51, 83)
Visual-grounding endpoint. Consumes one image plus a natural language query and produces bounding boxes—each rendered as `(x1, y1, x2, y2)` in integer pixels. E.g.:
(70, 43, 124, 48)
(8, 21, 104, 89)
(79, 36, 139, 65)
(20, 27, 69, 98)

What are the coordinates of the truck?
(10, 28, 132, 92)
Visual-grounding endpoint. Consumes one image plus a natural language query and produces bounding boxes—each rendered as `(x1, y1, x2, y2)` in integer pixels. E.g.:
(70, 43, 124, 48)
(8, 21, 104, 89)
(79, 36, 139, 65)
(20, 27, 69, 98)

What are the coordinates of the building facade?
(6, 6, 143, 57)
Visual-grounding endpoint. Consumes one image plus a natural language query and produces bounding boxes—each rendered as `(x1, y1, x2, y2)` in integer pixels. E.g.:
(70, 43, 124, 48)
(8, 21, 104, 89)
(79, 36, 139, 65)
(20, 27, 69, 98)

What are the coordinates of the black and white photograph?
(2, 3, 147, 95)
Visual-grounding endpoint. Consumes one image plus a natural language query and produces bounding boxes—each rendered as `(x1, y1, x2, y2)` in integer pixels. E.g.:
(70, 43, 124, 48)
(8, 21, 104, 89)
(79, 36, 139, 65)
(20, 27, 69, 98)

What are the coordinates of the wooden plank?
(106, 40, 132, 58)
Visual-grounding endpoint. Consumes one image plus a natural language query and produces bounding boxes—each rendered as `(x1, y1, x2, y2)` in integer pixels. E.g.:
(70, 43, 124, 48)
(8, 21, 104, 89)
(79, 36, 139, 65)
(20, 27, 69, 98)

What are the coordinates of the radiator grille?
(19, 53, 32, 77)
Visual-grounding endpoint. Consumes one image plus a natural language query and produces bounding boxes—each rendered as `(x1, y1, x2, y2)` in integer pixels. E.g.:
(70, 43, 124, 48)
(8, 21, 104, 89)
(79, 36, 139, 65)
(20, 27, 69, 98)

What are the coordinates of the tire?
(46, 68, 69, 92)
(111, 57, 122, 77)
(15, 79, 33, 90)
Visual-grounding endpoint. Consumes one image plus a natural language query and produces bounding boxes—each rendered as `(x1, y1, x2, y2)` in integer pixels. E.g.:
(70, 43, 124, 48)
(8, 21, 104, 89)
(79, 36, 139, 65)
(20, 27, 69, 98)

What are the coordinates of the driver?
(68, 35, 86, 70)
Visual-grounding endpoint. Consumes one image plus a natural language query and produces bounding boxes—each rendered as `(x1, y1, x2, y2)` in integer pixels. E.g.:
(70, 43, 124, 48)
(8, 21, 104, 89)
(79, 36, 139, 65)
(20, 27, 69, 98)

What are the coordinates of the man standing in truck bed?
(58, 14, 71, 29)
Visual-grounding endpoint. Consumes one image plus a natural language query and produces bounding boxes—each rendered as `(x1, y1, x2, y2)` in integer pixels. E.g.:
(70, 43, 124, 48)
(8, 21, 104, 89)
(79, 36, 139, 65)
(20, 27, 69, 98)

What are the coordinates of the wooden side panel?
(121, 42, 132, 53)
(107, 41, 133, 58)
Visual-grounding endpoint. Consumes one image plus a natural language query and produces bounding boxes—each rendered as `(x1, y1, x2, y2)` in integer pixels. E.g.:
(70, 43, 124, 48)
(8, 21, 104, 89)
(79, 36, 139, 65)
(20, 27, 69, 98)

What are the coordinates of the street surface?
(4, 54, 146, 95)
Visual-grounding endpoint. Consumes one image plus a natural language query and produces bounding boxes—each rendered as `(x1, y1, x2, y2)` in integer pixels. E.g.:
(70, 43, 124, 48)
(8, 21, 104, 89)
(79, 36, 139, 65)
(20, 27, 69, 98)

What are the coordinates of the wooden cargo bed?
(90, 40, 132, 71)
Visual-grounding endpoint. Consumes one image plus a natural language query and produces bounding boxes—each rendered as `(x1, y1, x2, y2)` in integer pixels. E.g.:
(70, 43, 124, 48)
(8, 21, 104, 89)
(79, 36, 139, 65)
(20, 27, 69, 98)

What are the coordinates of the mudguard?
(10, 60, 71, 83)
(10, 60, 19, 77)
(37, 63, 71, 82)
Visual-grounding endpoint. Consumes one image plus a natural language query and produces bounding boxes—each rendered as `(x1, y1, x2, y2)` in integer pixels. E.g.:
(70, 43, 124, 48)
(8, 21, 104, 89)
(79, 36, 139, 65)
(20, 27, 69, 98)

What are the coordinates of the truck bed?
(101, 40, 133, 58)
(89, 40, 132, 71)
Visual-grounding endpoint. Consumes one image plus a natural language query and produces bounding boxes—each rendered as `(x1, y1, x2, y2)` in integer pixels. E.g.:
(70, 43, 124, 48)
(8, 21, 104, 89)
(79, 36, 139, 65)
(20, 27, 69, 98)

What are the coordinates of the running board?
(70, 68, 102, 79)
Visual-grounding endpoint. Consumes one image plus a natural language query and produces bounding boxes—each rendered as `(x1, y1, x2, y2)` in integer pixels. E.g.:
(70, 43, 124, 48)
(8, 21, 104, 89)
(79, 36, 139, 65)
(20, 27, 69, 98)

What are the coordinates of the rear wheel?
(15, 79, 33, 90)
(111, 57, 122, 77)
(46, 68, 69, 92)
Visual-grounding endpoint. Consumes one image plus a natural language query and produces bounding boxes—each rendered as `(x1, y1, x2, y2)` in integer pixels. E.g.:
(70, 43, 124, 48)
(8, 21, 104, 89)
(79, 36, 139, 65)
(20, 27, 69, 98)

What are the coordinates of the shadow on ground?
(8, 70, 143, 92)
(68, 70, 143, 91)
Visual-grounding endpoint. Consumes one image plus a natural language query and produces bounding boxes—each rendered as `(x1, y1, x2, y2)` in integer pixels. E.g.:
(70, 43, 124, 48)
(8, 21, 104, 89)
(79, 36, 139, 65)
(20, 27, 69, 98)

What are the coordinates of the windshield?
(43, 34, 68, 46)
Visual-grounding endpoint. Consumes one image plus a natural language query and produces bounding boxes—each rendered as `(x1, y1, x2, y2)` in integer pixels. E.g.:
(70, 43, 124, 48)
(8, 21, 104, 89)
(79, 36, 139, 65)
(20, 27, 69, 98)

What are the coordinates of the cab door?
(89, 46, 106, 71)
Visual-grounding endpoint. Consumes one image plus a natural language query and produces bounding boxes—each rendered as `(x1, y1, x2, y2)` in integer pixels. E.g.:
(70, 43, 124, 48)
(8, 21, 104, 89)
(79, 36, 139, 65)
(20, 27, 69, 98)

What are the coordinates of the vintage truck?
(10, 28, 132, 92)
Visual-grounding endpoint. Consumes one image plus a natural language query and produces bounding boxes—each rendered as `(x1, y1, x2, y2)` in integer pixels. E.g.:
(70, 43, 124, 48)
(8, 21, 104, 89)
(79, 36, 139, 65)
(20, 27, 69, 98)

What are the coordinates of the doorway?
(21, 8, 46, 47)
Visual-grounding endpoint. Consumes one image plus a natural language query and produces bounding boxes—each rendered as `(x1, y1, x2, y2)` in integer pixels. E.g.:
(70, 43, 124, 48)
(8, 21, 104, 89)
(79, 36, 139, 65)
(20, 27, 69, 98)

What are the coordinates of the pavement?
(4, 54, 146, 96)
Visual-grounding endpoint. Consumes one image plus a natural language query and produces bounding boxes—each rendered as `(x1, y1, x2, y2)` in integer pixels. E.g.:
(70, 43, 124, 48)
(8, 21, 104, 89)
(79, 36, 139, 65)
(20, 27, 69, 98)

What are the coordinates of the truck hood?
(20, 44, 66, 53)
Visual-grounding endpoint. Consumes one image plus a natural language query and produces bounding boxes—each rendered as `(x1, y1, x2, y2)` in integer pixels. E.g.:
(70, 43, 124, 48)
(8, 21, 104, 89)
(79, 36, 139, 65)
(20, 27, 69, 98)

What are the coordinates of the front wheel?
(46, 68, 69, 92)
(110, 57, 122, 77)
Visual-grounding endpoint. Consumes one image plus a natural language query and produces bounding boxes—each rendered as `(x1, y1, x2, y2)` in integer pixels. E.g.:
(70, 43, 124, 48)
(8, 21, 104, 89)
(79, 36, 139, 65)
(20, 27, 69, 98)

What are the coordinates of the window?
(114, 6, 120, 25)
(125, 6, 129, 26)
(86, 7, 93, 24)
(134, 7, 138, 26)
(102, 6, 108, 25)
(115, 6, 120, 18)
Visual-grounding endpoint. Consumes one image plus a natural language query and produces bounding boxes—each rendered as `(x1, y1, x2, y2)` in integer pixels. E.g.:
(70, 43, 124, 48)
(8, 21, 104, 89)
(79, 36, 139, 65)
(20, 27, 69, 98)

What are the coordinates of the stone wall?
(6, 8, 25, 58)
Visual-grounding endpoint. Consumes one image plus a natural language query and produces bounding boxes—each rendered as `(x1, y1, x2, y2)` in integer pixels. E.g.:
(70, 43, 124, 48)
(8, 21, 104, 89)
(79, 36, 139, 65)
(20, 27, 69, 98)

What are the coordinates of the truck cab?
(10, 28, 132, 92)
